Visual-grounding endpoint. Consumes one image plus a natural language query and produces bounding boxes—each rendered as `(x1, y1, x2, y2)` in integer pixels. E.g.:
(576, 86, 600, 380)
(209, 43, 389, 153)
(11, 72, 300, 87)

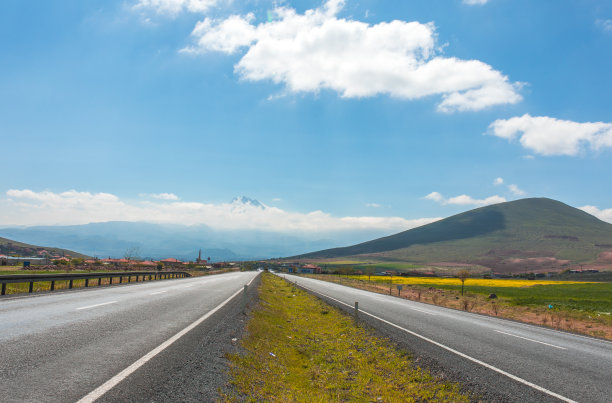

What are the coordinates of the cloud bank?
(580, 205, 612, 224)
(425, 191, 506, 207)
(1, 189, 438, 233)
(182, 0, 521, 112)
(489, 114, 612, 156)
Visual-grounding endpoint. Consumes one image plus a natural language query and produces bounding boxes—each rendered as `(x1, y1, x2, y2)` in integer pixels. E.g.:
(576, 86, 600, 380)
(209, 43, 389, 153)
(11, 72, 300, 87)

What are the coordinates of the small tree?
(457, 269, 470, 296)
(364, 266, 375, 281)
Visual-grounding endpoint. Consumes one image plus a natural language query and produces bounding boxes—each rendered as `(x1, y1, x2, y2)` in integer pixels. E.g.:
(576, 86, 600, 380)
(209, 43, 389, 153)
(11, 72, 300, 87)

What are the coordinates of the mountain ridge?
(294, 198, 612, 272)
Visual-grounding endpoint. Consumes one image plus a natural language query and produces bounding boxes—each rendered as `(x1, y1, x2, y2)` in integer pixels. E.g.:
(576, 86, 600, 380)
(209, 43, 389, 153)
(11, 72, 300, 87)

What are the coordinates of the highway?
(280, 274, 612, 403)
(0, 271, 259, 402)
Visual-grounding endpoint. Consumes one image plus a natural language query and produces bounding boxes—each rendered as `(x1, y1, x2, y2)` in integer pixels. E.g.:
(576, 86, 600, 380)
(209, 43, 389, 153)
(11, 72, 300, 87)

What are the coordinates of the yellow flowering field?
(350, 275, 597, 288)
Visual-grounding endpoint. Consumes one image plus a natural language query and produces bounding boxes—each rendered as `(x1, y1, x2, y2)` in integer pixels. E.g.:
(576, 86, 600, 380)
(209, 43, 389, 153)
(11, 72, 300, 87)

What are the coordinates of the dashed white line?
(76, 273, 259, 403)
(76, 301, 118, 311)
(294, 281, 577, 403)
(149, 291, 167, 295)
(494, 330, 567, 350)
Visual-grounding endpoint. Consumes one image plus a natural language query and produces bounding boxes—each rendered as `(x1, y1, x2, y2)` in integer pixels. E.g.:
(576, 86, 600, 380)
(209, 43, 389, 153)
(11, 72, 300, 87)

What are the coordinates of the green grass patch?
(437, 283, 612, 315)
(224, 273, 468, 402)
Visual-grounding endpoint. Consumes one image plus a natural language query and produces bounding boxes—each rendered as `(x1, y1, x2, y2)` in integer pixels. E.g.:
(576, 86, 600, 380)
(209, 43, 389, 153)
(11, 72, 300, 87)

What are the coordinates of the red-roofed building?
(160, 258, 181, 263)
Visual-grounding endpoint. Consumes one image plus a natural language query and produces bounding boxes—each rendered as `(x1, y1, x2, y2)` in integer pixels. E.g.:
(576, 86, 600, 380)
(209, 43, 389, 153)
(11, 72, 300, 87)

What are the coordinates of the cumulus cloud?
(507, 184, 525, 196)
(134, 0, 219, 16)
(425, 191, 506, 207)
(489, 114, 612, 156)
(579, 205, 612, 224)
(183, 0, 521, 112)
(0, 189, 438, 233)
(149, 192, 180, 200)
(493, 177, 504, 185)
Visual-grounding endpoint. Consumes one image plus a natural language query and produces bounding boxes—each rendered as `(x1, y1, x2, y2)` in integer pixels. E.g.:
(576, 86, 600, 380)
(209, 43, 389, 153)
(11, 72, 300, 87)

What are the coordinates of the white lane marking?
(183, 285, 193, 288)
(297, 283, 577, 403)
(283, 275, 612, 347)
(149, 291, 167, 295)
(77, 273, 259, 403)
(76, 301, 118, 311)
(494, 330, 567, 350)
(406, 305, 437, 315)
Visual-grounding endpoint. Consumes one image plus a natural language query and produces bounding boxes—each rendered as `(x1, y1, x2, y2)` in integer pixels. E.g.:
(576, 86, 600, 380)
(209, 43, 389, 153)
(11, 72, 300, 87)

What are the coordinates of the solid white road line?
(149, 291, 167, 295)
(76, 301, 118, 311)
(494, 330, 567, 350)
(297, 282, 577, 403)
(76, 274, 258, 403)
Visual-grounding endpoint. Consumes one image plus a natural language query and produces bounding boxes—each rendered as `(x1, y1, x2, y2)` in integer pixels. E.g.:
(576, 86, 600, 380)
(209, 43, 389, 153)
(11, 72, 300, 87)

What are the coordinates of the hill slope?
(296, 198, 612, 272)
(0, 236, 89, 259)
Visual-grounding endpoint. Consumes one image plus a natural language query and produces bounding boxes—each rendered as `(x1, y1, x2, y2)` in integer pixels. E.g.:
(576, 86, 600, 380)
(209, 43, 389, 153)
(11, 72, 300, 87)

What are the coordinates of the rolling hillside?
(0, 236, 89, 260)
(296, 198, 612, 273)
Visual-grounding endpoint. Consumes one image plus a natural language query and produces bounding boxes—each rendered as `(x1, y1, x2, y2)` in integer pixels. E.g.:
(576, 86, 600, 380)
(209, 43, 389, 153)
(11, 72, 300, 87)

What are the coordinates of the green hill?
(0, 236, 89, 260)
(296, 198, 612, 273)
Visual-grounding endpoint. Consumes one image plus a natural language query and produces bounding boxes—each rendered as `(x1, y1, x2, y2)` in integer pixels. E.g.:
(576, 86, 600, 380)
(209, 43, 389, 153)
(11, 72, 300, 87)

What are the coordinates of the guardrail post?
(69, 279, 73, 289)
(85, 278, 89, 287)
(354, 301, 359, 322)
(51, 281, 55, 291)
(1, 282, 5, 295)
(119, 276, 122, 284)
(242, 284, 248, 314)
(29, 281, 34, 293)
(109, 276, 113, 285)
(98, 278, 101, 286)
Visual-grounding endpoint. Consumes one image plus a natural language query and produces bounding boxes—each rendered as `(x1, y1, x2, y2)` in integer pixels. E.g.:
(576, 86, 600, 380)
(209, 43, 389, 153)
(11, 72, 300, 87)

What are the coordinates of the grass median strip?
(224, 273, 468, 402)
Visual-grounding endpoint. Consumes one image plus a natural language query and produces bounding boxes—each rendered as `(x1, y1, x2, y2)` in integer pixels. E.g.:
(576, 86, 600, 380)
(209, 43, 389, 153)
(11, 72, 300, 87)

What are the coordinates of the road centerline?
(76, 301, 118, 311)
(494, 330, 567, 350)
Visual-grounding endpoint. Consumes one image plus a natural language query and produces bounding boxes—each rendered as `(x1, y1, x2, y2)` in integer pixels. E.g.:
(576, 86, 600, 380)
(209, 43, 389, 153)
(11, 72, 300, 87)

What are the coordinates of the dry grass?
(223, 273, 469, 402)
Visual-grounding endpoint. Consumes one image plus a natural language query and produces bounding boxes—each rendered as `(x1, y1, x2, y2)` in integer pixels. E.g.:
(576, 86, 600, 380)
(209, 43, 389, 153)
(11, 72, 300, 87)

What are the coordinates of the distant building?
(299, 264, 321, 274)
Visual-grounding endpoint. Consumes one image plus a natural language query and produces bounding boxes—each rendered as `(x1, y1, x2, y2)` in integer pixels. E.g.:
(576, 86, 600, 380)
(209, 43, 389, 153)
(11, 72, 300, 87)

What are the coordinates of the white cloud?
(183, 0, 522, 112)
(463, 0, 489, 5)
(425, 192, 444, 202)
(425, 191, 506, 207)
(507, 184, 525, 196)
(134, 0, 219, 16)
(149, 192, 180, 200)
(366, 203, 381, 208)
(489, 114, 612, 156)
(0, 189, 439, 233)
(596, 19, 612, 32)
(493, 177, 504, 185)
(579, 205, 612, 224)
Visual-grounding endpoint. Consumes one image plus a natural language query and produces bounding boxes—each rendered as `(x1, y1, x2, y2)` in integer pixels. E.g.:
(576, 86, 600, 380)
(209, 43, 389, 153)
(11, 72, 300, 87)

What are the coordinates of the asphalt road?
(0, 271, 259, 402)
(279, 274, 612, 403)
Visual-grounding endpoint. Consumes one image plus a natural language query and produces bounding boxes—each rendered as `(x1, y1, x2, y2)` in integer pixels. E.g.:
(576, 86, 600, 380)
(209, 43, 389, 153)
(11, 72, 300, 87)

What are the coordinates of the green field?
(435, 282, 612, 315)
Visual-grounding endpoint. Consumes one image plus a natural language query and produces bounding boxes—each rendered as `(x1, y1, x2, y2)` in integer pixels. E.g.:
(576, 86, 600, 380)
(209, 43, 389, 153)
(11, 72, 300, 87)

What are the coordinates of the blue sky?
(1, 0, 611, 232)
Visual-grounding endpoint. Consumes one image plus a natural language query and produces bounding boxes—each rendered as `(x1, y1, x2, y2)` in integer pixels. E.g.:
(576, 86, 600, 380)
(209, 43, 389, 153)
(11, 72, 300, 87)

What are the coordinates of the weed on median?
(224, 273, 468, 402)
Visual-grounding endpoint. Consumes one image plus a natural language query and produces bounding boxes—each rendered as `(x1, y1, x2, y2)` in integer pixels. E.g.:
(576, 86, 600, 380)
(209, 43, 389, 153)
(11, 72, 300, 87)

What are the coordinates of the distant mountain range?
(296, 198, 612, 273)
(0, 197, 395, 261)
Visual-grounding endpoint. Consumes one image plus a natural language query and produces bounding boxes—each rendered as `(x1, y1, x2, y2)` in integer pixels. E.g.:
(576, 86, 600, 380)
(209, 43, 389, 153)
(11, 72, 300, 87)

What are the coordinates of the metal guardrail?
(0, 271, 191, 296)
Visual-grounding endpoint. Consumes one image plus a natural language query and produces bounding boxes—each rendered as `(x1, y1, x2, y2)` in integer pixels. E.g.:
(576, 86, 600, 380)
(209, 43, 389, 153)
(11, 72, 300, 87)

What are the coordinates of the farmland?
(304, 274, 612, 339)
